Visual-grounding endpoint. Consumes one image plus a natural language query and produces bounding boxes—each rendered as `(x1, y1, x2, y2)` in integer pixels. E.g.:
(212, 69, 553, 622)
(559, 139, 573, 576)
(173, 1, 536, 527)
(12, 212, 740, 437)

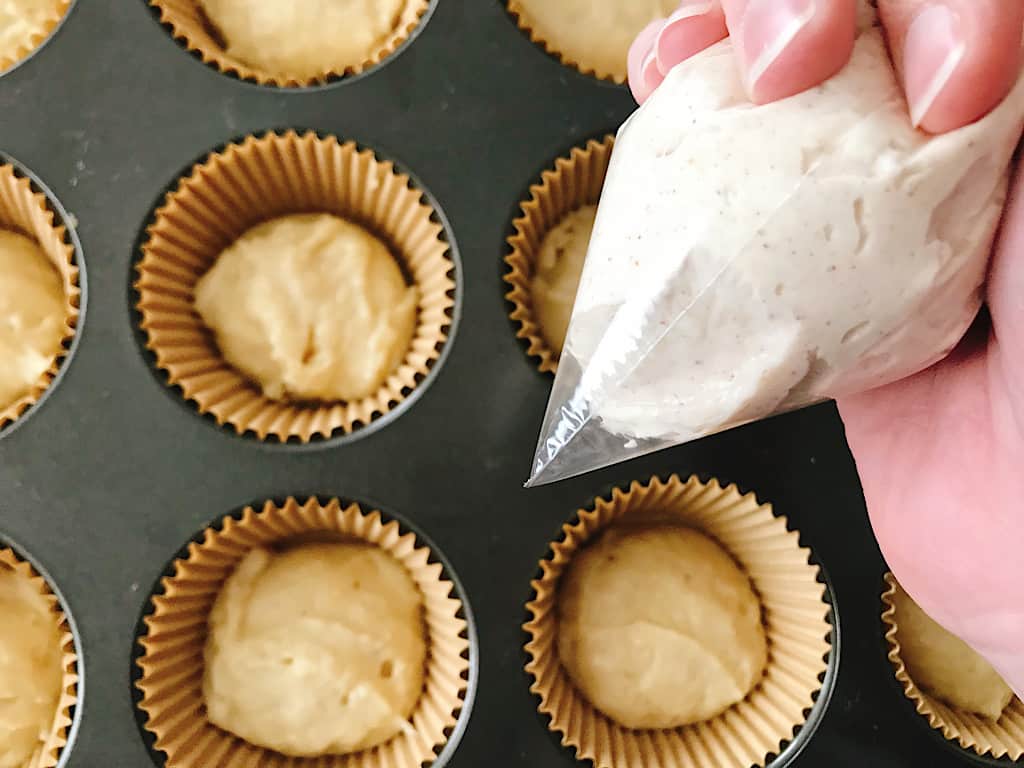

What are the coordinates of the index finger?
(720, 0, 859, 103)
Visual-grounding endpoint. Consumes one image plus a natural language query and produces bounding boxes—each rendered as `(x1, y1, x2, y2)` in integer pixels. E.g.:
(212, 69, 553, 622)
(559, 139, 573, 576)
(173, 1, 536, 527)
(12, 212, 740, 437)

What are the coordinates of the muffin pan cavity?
(144, 0, 437, 89)
(524, 475, 839, 768)
(0, 1, 989, 766)
(132, 131, 460, 448)
(0, 154, 85, 440)
(504, 134, 614, 374)
(132, 497, 477, 768)
(0, 535, 83, 768)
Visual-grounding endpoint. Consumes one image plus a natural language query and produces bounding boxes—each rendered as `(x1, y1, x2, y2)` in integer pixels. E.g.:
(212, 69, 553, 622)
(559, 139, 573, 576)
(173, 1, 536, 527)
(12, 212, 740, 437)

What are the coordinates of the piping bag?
(526, 9, 1024, 487)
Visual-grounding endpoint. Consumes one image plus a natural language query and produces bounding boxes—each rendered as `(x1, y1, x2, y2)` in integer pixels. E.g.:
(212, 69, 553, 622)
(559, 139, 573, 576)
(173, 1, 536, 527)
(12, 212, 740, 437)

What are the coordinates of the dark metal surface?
(0, 1, 988, 765)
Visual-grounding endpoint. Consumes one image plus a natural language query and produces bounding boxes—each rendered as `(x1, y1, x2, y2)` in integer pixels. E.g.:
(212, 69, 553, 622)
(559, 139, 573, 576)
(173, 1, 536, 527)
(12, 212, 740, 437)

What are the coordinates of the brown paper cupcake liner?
(0, 547, 79, 768)
(524, 475, 834, 768)
(0, 0, 72, 73)
(135, 130, 456, 444)
(0, 162, 81, 434)
(881, 572, 1024, 761)
(505, 135, 614, 374)
(148, 0, 431, 87)
(505, 2, 628, 83)
(135, 496, 472, 768)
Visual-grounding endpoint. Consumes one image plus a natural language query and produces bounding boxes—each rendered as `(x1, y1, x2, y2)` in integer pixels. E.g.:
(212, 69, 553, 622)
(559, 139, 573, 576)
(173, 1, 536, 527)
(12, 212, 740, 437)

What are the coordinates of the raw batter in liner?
(204, 542, 427, 757)
(198, 0, 407, 80)
(194, 213, 418, 404)
(0, 562, 64, 768)
(557, 524, 767, 728)
(892, 581, 1016, 720)
(0, 229, 66, 413)
(0, 0, 66, 69)
(530, 205, 596, 356)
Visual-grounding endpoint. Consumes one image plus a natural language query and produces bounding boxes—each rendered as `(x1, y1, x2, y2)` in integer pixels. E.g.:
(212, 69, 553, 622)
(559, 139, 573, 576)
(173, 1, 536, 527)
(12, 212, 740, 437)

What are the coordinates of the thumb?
(980, 647, 1024, 702)
(989, 164, 1024, 420)
(877, 0, 1024, 132)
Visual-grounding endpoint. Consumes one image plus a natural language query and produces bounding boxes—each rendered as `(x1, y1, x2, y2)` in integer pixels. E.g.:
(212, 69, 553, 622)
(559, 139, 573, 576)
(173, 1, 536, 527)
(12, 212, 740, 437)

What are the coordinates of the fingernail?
(903, 4, 966, 128)
(655, 1, 724, 74)
(739, 0, 817, 98)
(640, 48, 665, 94)
(628, 17, 667, 103)
(660, 0, 716, 44)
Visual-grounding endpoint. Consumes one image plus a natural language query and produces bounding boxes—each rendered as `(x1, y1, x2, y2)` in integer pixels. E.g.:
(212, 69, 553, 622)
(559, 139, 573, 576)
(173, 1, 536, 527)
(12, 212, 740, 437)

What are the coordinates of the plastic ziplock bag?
(527, 20, 1024, 486)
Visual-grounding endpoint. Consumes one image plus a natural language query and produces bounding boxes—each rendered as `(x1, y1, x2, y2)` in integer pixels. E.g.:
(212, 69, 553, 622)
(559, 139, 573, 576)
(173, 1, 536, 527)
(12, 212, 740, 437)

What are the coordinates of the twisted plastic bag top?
(527, 13, 1024, 486)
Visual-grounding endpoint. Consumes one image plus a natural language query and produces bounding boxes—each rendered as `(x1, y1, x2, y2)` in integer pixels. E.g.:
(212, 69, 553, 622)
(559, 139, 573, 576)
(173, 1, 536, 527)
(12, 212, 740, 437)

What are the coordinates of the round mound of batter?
(0, 229, 66, 413)
(198, 0, 407, 80)
(203, 542, 427, 757)
(0, 561, 64, 768)
(194, 213, 418, 403)
(530, 205, 595, 356)
(508, 0, 678, 81)
(557, 524, 767, 729)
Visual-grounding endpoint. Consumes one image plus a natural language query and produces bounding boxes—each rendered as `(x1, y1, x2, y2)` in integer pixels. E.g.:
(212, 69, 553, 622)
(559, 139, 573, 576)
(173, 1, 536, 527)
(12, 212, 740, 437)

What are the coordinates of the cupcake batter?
(0, 562, 64, 768)
(892, 582, 1015, 719)
(557, 524, 767, 728)
(508, 0, 678, 81)
(0, 229, 65, 412)
(194, 213, 418, 403)
(204, 543, 427, 757)
(530, 205, 595, 356)
(198, 0, 406, 79)
(0, 0, 63, 68)
(552, 16, 1024, 446)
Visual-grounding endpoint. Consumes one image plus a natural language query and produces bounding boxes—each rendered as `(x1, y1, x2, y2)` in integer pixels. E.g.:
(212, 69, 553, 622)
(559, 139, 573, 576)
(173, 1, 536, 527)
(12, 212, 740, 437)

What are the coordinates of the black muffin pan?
(0, 1, 1004, 766)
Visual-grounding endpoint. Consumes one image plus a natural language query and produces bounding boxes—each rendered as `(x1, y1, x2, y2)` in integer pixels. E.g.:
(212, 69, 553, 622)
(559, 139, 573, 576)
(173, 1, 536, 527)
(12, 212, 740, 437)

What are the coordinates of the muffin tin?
(0, 1, 1012, 766)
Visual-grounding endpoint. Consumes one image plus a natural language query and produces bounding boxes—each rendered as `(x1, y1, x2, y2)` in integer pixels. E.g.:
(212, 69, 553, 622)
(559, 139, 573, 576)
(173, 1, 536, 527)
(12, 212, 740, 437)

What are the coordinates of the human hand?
(628, 0, 1024, 696)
